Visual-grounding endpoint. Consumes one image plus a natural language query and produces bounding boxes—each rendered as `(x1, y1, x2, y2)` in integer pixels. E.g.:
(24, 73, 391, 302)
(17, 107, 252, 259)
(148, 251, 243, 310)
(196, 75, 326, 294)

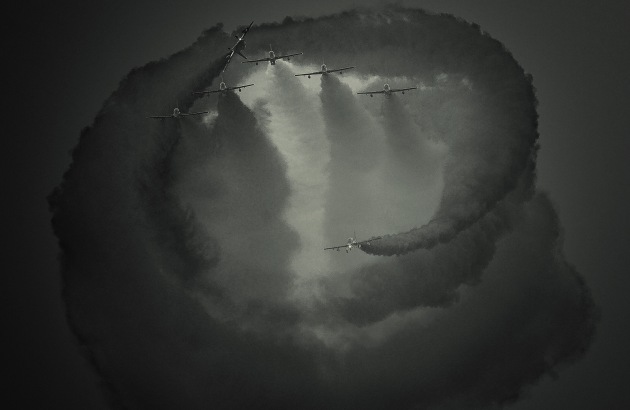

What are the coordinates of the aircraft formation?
(147, 21, 419, 251)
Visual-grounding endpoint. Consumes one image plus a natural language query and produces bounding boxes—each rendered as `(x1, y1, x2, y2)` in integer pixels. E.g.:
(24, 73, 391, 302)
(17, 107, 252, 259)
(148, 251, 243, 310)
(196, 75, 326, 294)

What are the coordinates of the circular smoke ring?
(49, 7, 597, 410)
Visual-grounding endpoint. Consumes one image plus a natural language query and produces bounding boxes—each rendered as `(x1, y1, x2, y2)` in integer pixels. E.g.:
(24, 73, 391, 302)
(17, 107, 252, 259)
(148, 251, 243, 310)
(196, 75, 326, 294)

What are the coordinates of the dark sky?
(9, 0, 629, 408)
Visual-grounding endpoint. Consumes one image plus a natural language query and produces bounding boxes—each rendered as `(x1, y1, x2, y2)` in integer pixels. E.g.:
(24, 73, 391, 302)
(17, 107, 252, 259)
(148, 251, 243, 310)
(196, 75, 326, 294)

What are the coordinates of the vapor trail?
(374, 93, 447, 232)
(249, 62, 332, 288)
(49, 7, 596, 409)
(318, 74, 385, 271)
(362, 74, 539, 256)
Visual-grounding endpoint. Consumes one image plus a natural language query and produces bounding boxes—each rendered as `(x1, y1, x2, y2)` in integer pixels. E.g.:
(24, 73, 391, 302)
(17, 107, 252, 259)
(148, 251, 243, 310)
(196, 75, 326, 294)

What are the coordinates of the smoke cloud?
(49, 6, 597, 409)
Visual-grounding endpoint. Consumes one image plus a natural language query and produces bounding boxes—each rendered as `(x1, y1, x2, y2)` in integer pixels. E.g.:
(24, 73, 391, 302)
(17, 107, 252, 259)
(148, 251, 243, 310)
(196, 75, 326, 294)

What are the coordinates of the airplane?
(295, 63, 355, 79)
(224, 21, 254, 71)
(324, 232, 382, 253)
(192, 78, 254, 95)
(147, 107, 209, 119)
(241, 44, 303, 66)
(357, 83, 417, 97)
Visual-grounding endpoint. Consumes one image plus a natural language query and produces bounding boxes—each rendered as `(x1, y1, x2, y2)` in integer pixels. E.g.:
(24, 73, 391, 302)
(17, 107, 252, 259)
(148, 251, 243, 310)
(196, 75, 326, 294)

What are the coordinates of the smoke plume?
(49, 6, 597, 409)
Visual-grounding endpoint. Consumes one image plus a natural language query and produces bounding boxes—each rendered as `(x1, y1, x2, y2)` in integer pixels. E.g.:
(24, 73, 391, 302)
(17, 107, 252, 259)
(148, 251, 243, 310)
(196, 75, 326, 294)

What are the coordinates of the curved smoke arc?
(48, 6, 597, 410)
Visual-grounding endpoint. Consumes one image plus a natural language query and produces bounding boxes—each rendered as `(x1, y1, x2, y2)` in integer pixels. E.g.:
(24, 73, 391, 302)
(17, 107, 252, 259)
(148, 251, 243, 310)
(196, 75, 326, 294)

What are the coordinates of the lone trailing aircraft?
(295, 63, 355, 79)
(192, 79, 254, 96)
(147, 107, 209, 119)
(324, 233, 382, 253)
(242, 45, 302, 66)
(357, 83, 417, 97)
(224, 21, 254, 71)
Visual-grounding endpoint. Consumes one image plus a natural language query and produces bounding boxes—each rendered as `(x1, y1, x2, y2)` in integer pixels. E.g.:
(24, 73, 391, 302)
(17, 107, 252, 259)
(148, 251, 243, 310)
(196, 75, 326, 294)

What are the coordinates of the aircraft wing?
(180, 111, 209, 117)
(295, 70, 325, 77)
(225, 83, 254, 91)
(327, 66, 355, 74)
(276, 52, 303, 59)
(192, 89, 221, 95)
(355, 236, 382, 246)
(241, 57, 271, 64)
(390, 87, 417, 93)
(324, 244, 347, 251)
(357, 90, 386, 95)
(147, 115, 173, 119)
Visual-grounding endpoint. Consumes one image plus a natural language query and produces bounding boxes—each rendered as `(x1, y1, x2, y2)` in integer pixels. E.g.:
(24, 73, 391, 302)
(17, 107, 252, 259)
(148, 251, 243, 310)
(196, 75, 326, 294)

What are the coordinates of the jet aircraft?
(357, 83, 417, 97)
(224, 21, 254, 71)
(192, 79, 254, 96)
(242, 45, 302, 66)
(295, 63, 355, 79)
(147, 107, 208, 119)
(324, 233, 382, 253)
